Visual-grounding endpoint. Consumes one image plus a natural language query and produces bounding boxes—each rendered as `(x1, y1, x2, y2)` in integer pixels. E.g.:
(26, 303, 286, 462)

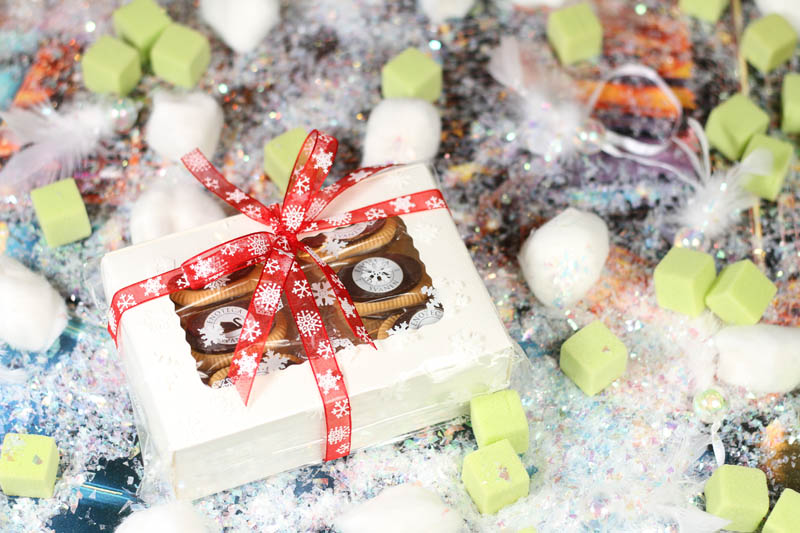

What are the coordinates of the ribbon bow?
(108, 130, 448, 460)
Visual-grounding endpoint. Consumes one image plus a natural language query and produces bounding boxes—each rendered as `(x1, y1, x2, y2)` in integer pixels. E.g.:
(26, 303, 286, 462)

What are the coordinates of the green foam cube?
(0, 433, 59, 498)
(381, 48, 442, 102)
(782, 73, 800, 134)
(763, 488, 800, 533)
(678, 0, 730, 23)
(150, 23, 210, 88)
(654, 247, 716, 317)
(705, 259, 777, 325)
(742, 134, 794, 201)
(741, 15, 798, 74)
(546, 3, 603, 65)
(31, 178, 92, 247)
(113, 0, 172, 62)
(263, 127, 307, 193)
(81, 36, 141, 96)
(704, 94, 769, 161)
(470, 389, 529, 454)
(559, 321, 627, 396)
(461, 439, 529, 515)
(704, 465, 768, 532)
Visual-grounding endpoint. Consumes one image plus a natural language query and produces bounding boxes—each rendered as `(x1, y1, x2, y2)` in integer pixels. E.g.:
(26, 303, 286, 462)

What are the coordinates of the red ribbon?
(107, 130, 448, 461)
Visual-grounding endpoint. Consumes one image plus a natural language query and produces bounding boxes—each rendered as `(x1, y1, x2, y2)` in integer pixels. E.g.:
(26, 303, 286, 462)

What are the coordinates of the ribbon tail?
(228, 247, 294, 405)
(283, 257, 352, 461)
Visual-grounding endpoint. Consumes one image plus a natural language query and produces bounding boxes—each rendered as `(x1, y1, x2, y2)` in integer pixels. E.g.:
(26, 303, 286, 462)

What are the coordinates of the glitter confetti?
(0, 0, 798, 531)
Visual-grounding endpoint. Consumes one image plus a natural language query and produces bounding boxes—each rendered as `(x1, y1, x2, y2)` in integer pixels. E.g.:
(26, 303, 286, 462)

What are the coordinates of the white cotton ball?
(334, 484, 463, 533)
(130, 179, 226, 244)
(116, 502, 212, 533)
(361, 99, 441, 167)
(200, 0, 279, 53)
(716, 325, 800, 394)
(518, 207, 609, 308)
(145, 90, 224, 163)
(0, 256, 67, 352)
(755, 0, 800, 33)
(419, 0, 475, 22)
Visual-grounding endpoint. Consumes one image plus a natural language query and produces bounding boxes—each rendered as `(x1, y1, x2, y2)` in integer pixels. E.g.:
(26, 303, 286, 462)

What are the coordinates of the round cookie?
(186, 298, 288, 356)
(299, 218, 398, 263)
(337, 253, 429, 315)
(171, 265, 263, 307)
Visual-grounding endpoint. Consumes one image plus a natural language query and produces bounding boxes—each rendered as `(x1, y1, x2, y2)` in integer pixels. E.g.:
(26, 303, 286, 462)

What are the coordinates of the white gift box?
(101, 163, 518, 500)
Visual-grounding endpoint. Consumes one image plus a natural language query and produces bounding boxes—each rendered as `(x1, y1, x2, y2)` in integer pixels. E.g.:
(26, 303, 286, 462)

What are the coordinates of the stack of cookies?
(170, 217, 443, 388)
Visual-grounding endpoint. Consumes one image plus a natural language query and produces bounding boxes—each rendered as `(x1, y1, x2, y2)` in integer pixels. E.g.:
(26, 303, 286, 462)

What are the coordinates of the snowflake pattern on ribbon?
(312, 149, 333, 172)
(176, 273, 190, 289)
(242, 204, 265, 220)
(116, 293, 136, 311)
(317, 369, 342, 396)
(390, 196, 415, 214)
(240, 318, 262, 342)
(282, 204, 305, 231)
(221, 242, 241, 256)
(327, 425, 350, 445)
(325, 212, 352, 227)
(264, 258, 280, 274)
(317, 339, 334, 359)
(139, 276, 166, 297)
(332, 399, 350, 419)
(292, 279, 311, 299)
(365, 208, 386, 220)
(183, 150, 211, 172)
(296, 309, 323, 336)
(254, 282, 282, 314)
(347, 169, 372, 183)
(295, 175, 310, 194)
(338, 297, 356, 318)
(425, 195, 447, 210)
(247, 235, 269, 256)
(191, 257, 225, 281)
(226, 189, 248, 203)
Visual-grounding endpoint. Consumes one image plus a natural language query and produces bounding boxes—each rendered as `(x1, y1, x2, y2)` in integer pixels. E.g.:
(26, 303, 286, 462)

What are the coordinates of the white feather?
(654, 505, 731, 533)
(488, 37, 586, 159)
(672, 147, 771, 239)
(0, 104, 114, 197)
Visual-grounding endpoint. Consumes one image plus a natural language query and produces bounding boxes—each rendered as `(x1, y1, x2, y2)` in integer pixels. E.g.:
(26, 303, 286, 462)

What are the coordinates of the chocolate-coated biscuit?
(185, 296, 288, 355)
(298, 218, 398, 263)
(171, 265, 263, 307)
(337, 253, 429, 315)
